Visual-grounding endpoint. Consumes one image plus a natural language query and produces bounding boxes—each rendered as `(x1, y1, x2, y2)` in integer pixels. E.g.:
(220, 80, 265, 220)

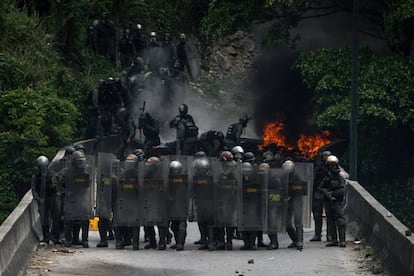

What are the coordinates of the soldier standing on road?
(311, 150, 332, 242)
(283, 160, 306, 251)
(54, 151, 91, 248)
(139, 111, 161, 156)
(133, 24, 147, 58)
(319, 155, 346, 247)
(31, 156, 62, 245)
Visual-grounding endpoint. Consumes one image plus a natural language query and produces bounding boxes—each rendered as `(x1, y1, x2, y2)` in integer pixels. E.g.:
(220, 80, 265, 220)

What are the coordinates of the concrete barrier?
(0, 190, 42, 276)
(345, 180, 414, 276)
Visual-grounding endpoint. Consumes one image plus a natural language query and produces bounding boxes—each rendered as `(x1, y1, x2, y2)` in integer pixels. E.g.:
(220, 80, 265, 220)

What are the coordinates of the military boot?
(310, 213, 322, 241)
(64, 223, 73, 247)
(296, 226, 304, 251)
(267, 234, 279, 250)
(114, 228, 124, 249)
(287, 225, 298, 248)
(326, 225, 338, 247)
(338, 225, 346, 247)
(207, 227, 216, 251)
(257, 231, 266, 247)
(176, 230, 185, 251)
(225, 227, 233, 250)
(97, 219, 108, 247)
(132, 227, 140, 250)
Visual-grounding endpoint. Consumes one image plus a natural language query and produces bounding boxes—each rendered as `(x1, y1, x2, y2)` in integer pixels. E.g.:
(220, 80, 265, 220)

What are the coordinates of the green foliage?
(200, 0, 264, 41)
(0, 183, 18, 223)
(295, 47, 414, 229)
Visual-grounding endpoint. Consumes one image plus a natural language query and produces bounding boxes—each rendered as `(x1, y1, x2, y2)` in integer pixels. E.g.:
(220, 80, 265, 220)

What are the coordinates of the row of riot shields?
(92, 153, 314, 233)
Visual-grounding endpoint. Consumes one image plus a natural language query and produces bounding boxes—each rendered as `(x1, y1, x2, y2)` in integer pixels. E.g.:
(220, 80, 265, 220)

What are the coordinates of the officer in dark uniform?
(199, 131, 225, 157)
(144, 32, 161, 75)
(311, 150, 331, 242)
(133, 24, 147, 58)
(115, 107, 136, 159)
(95, 12, 116, 64)
(283, 160, 307, 251)
(86, 25, 96, 54)
(319, 155, 346, 247)
(54, 151, 90, 248)
(169, 104, 199, 155)
(168, 160, 188, 251)
(176, 33, 194, 81)
(119, 28, 135, 70)
(224, 114, 249, 149)
(139, 111, 160, 156)
(31, 156, 62, 244)
(160, 32, 176, 73)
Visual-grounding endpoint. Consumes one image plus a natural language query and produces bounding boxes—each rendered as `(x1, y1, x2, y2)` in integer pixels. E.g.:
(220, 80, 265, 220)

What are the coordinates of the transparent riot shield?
(63, 156, 94, 221)
(112, 160, 140, 227)
(212, 160, 242, 227)
(238, 165, 268, 231)
(191, 157, 214, 223)
(167, 156, 191, 221)
(266, 168, 289, 234)
(292, 162, 314, 228)
(96, 152, 117, 219)
(138, 159, 168, 227)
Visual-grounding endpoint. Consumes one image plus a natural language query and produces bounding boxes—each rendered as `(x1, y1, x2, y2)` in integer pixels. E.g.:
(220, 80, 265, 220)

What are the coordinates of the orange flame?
(297, 130, 332, 159)
(260, 116, 333, 159)
(259, 121, 294, 151)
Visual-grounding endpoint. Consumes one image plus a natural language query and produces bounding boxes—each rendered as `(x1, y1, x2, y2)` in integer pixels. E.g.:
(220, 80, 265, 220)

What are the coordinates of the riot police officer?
(139, 112, 161, 156)
(231, 146, 244, 162)
(113, 154, 140, 250)
(168, 160, 188, 251)
(311, 150, 331, 242)
(160, 32, 176, 73)
(31, 156, 61, 244)
(94, 12, 116, 64)
(169, 104, 199, 155)
(115, 107, 136, 159)
(319, 155, 346, 247)
(133, 24, 147, 57)
(224, 114, 249, 149)
(176, 33, 195, 81)
(119, 28, 135, 70)
(54, 151, 91, 248)
(144, 32, 161, 75)
(283, 160, 306, 251)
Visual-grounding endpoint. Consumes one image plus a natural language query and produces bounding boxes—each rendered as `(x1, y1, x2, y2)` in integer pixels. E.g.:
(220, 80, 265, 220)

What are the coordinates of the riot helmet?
(231, 146, 244, 161)
(244, 152, 256, 164)
(36, 155, 49, 168)
(124, 28, 130, 38)
(169, 160, 183, 175)
(179, 33, 186, 43)
(258, 162, 270, 172)
(137, 24, 142, 30)
(65, 146, 76, 157)
(107, 77, 114, 84)
(125, 154, 138, 171)
(146, 156, 161, 166)
(134, 56, 144, 71)
(219, 150, 234, 161)
(101, 12, 108, 23)
(193, 158, 210, 175)
(149, 32, 157, 44)
(321, 150, 332, 162)
(282, 160, 295, 173)
(71, 151, 86, 169)
(75, 144, 86, 154)
(179, 104, 188, 115)
(239, 114, 249, 127)
(326, 155, 339, 171)
(262, 151, 274, 163)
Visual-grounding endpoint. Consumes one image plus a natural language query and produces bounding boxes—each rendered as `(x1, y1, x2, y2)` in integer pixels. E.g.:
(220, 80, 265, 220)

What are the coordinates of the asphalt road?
(27, 222, 378, 276)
